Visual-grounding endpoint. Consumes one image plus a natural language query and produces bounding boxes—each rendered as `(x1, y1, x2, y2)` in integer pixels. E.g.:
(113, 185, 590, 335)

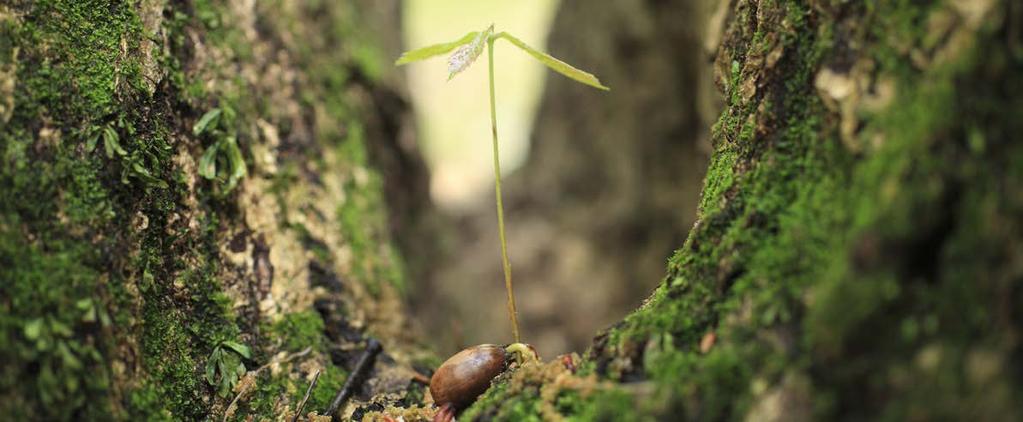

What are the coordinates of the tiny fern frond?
(495, 32, 610, 91)
(395, 31, 480, 65)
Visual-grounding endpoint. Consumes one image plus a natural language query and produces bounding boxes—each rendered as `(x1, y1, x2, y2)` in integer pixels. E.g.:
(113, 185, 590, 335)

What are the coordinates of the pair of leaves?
(205, 340, 251, 397)
(127, 161, 168, 189)
(395, 24, 609, 91)
(195, 108, 247, 193)
(198, 135, 247, 192)
(23, 317, 74, 354)
(193, 108, 223, 136)
(76, 298, 112, 326)
(86, 126, 126, 158)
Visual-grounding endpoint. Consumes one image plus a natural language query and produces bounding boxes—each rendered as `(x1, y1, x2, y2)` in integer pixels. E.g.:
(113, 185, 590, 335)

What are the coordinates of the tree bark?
(456, 0, 1023, 420)
(4, 0, 1023, 421)
(0, 1, 431, 420)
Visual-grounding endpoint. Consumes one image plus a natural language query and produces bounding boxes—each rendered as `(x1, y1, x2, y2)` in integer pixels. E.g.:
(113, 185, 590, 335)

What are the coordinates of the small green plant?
(397, 24, 608, 343)
(204, 339, 251, 397)
(84, 115, 170, 189)
(194, 107, 247, 194)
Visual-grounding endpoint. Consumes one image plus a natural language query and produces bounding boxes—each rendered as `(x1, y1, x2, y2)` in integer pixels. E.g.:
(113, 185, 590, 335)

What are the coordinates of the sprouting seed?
(396, 24, 608, 346)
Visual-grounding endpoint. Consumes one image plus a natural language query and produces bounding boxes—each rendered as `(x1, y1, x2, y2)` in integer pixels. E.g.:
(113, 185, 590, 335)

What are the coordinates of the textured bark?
(5, 0, 1023, 421)
(0, 1, 432, 420)
(456, 0, 1023, 420)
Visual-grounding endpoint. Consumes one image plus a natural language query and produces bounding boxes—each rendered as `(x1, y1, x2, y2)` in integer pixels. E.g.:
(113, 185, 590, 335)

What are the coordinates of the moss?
(460, 381, 543, 421)
(268, 311, 328, 353)
(12, 0, 146, 120)
(305, 364, 350, 413)
(2, 0, 407, 419)
(0, 1, 174, 419)
(335, 124, 408, 295)
(236, 313, 350, 420)
(134, 254, 242, 418)
(562, 390, 646, 422)
(568, 0, 1023, 420)
(230, 0, 1022, 419)
(0, 227, 111, 420)
(461, 376, 642, 422)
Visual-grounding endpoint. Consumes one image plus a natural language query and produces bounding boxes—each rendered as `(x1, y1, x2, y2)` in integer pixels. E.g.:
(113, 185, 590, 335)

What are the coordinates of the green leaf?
(193, 108, 222, 136)
(86, 132, 100, 153)
(221, 339, 251, 359)
(205, 348, 221, 384)
(57, 341, 83, 370)
(103, 126, 127, 158)
(49, 319, 72, 336)
(98, 309, 111, 327)
(222, 106, 237, 126)
(218, 357, 230, 380)
(82, 308, 97, 323)
(24, 318, 44, 340)
(223, 136, 247, 192)
(131, 162, 169, 189)
(36, 337, 50, 351)
(495, 32, 610, 91)
(395, 31, 479, 65)
(198, 141, 219, 180)
(216, 353, 240, 397)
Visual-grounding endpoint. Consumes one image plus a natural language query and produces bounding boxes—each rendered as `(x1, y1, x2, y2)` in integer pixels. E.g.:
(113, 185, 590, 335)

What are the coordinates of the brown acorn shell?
(429, 344, 508, 408)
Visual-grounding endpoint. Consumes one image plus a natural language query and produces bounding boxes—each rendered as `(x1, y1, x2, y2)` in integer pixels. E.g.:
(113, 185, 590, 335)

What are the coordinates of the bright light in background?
(403, 0, 560, 209)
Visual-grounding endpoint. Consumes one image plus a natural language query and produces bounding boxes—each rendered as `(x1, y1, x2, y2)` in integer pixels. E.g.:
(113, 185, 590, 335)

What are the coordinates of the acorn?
(429, 343, 538, 410)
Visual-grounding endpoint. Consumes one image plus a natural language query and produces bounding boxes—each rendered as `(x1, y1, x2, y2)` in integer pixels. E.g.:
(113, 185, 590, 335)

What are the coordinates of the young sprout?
(397, 24, 608, 344)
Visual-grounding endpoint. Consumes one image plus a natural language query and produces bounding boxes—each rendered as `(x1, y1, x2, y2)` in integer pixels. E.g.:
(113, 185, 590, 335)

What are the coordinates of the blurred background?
(398, 0, 722, 358)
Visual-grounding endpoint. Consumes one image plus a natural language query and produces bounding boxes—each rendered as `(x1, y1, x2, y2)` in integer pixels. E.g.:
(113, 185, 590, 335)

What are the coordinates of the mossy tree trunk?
(5, 0, 1023, 421)
(1, 1, 433, 420)
(459, 0, 1023, 420)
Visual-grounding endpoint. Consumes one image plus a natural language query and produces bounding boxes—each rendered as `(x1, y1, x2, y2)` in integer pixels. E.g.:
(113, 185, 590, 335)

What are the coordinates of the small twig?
(410, 371, 431, 385)
(326, 338, 382, 421)
(291, 369, 321, 422)
(249, 346, 313, 375)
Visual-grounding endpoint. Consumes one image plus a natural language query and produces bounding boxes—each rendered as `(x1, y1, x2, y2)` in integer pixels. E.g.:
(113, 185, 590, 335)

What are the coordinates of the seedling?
(398, 24, 608, 418)
(205, 339, 251, 397)
(397, 24, 608, 345)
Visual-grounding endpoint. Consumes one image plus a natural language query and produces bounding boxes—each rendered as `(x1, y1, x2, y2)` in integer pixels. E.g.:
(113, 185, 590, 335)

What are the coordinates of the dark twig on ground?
(326, 338, 383, 421)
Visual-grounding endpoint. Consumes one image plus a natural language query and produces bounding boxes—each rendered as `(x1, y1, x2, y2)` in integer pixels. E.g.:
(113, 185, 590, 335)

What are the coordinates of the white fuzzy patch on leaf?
(447, 25, 494, 80)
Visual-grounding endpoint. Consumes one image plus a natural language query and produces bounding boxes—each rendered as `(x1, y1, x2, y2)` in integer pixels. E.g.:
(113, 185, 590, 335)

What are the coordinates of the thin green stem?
(488, 37, 520, 343)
